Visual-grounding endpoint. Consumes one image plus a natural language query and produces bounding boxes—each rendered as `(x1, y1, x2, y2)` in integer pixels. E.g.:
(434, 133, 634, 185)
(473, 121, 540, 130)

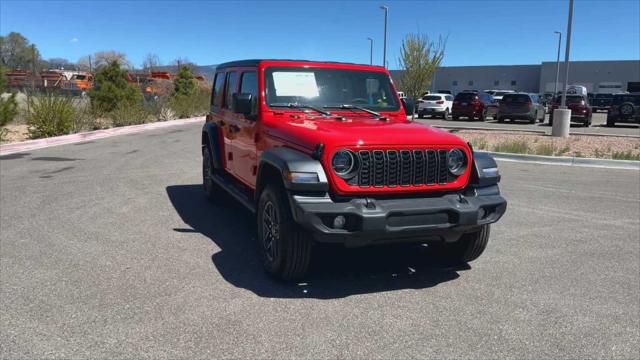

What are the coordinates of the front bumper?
(288, 186, 507, 247)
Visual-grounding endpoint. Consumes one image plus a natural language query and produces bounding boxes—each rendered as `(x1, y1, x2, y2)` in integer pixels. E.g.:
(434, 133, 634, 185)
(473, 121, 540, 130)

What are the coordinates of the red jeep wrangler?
(202, 60, 507, 280)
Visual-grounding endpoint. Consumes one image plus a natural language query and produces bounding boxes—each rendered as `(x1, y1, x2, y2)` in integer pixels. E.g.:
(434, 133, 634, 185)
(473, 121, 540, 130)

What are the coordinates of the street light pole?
(560, 0, 573, 109)
(380, 5, 388, 68)
(553, 31, 562, 97)
(367, 37, 374, 65)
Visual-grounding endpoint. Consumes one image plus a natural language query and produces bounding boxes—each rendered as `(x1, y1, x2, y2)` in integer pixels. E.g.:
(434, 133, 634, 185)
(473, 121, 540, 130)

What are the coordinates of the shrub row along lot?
(0, 123, 638, 358)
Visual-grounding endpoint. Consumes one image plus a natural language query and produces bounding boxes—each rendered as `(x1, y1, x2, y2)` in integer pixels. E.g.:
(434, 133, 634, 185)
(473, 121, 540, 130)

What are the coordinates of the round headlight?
(332, 150, 356, 176)
(447, 148, 467, 176)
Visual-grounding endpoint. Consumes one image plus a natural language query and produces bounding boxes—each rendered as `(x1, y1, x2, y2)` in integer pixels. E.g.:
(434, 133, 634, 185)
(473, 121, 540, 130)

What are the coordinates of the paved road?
(1, 123, 639, 359)
(415, 112, 640, 136)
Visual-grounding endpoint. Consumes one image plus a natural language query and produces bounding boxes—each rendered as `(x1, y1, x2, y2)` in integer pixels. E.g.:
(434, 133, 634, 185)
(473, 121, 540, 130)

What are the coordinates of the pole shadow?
(166, 184, 467, 299)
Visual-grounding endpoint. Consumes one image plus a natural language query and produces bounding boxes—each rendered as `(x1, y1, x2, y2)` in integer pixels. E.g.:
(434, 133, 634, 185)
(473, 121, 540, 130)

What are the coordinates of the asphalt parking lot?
(416, 112, 640, 136)
(1, 123, 639, 358)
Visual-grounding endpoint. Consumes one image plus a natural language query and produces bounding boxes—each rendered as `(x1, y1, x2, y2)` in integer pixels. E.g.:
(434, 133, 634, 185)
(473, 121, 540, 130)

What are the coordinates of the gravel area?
(454, 129, 640, 160)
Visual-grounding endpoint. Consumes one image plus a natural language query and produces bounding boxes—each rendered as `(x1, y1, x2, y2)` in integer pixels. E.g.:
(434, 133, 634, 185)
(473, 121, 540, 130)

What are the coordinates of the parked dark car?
(497, 93, 546, 124)
(549, 95, 593, 127)
(592, 94, 614, 112)
(452, 92, 495, 121)
(607, 93, 640, 126)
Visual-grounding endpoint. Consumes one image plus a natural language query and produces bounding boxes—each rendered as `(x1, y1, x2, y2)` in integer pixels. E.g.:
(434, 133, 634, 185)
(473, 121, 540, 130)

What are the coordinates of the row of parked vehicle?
(413, 89, 640, 127)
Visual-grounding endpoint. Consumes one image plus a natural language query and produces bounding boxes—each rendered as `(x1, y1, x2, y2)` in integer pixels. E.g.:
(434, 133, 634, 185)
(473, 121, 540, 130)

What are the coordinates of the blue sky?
(1, 0, 639, 69)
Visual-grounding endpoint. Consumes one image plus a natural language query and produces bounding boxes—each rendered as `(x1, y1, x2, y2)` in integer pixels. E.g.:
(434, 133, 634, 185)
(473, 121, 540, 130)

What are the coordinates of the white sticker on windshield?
(273, 72, 319, 98)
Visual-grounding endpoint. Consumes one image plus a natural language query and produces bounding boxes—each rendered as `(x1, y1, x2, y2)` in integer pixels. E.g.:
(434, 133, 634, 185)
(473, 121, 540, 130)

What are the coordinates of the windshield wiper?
(323, 104, 386, 120)
(269, 102, 332, 117)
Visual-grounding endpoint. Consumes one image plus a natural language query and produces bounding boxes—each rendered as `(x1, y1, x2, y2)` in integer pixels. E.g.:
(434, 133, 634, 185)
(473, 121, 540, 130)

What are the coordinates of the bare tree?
(142, 53, 160, 72)
(398, 33, 446, 117)
(172, 57, 196, 71)
(76, 55, 92, 71)
(93, 50, 132, 69)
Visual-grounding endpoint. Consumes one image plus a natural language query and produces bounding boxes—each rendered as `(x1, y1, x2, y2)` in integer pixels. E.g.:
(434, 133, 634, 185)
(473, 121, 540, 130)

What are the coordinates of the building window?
(452, 80, 458, 86)
(511, 80, 517, 86)
(494, 80, 500, 86)
(468, 80, 474, 86)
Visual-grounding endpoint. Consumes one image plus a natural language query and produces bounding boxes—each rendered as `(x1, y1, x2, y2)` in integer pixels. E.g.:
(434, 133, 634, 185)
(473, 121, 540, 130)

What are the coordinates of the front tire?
(433, 225, 490, 264)
(257, 185, 313, 280)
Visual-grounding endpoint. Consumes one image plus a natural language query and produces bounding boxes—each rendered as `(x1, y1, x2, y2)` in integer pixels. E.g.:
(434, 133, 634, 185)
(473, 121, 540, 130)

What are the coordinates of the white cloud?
(70, 38, 79, 43)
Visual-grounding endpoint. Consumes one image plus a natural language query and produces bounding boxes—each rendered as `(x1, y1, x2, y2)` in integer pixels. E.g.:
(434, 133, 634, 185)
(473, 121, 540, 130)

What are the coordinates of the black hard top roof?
(215, 59, 382, 69)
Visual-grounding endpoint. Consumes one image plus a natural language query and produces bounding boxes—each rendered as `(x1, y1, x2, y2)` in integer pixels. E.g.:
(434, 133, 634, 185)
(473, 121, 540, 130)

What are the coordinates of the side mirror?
(401, 97, 414, 116)
(232, 93, 253, 115)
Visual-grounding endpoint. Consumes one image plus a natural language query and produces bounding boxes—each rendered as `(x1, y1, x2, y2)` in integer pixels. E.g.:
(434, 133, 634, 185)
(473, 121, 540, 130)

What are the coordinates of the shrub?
(174, 65, 197, 97)
(611, 150, 640, 161)
(169, 88, 210, 118)
(26, 92, 75, 139)
(88, 60, 142, 113)
(109, 102, 150, 127)
(470, 136, 489, 150)
(0, 66, 19, 140)
(534, 143, 555, 156)
(492, 140, 530, 154)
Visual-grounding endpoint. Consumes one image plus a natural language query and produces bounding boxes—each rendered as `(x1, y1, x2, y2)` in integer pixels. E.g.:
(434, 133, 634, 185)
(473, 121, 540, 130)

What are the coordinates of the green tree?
(88, 60, 142, 113)
(0, 65, 19, 138)
(0, 32, 43, 71)
(173, 65, 197, 97)
(398, 33, 446, 116)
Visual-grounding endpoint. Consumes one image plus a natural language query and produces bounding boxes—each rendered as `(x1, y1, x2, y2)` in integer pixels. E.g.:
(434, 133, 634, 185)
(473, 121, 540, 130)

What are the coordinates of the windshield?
(423, 95, 442, 101)
(455, 93, 476, 101)
(494, 91, 510, 97)
(73, 75, 86, 80)
(565, 96, 584, 104)
(265, 67, 399, 111)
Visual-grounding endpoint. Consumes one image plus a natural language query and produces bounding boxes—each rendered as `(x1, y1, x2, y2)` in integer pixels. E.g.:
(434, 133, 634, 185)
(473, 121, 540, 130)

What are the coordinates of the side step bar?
(212, 174, 256, 213)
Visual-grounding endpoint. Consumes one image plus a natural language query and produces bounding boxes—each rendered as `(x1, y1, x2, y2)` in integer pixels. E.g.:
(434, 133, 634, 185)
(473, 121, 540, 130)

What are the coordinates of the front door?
(231, 70, 259, 186)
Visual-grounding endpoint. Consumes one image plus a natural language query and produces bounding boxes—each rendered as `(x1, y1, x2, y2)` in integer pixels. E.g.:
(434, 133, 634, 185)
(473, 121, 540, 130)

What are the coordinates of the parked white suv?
(417, 93, 454, 119)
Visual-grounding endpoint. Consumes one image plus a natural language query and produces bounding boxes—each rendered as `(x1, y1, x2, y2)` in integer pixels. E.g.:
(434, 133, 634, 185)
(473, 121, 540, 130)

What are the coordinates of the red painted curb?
(0, 117, 205, 156)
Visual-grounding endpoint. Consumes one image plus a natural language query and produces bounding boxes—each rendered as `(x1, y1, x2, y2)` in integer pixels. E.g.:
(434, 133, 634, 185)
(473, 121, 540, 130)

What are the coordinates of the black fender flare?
(258, 147, 329, 192)
(202, 122, 223, 170)
(469, 151, 501, 188)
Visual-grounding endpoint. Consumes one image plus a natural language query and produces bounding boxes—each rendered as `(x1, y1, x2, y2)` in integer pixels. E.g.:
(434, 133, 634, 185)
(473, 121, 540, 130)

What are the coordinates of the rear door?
(220, 71, 239, 176)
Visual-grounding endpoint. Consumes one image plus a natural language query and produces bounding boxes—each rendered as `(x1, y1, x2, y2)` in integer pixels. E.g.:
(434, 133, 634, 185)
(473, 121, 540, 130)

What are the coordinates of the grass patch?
(492, 139, 530, 154)
(470, 136, 489, 150)
(533, 143, 555, 156)
(26, 92, 75, 139)
(611, 150, 640, 161)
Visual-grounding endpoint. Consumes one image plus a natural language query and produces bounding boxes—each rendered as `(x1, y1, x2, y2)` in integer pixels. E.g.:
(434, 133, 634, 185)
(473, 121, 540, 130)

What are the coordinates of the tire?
(443, 108, 451, 120)
(497, 116, 504, 123)
(452, 115, 459, 121)
(606, 116, 615, 127)
(479, 110, 486, 122)
(257, 185, 313, 280)
(584, 115, 592, 127)
(418, 113, 424, 119)
(202, 145, 218, 201)
(433, 225, 491, 264)
(528, 115, 535, 124)
(619, 103, 634, 119)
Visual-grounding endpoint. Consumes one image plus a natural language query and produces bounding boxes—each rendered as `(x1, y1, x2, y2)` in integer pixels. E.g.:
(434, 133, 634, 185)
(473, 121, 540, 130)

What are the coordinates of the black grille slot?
(351, 148, 455, 188)
(438, 150, 448, 184)
(426, 150, 437, 184)
(358, 150, 371, 187)
(400, 150, 412, 186)
(413, 150, 426, 185)
(373, 150, 386, 187)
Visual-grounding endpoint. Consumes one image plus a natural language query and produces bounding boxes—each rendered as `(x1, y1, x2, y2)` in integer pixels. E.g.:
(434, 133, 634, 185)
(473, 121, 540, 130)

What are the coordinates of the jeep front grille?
(354, 149, 452, 187)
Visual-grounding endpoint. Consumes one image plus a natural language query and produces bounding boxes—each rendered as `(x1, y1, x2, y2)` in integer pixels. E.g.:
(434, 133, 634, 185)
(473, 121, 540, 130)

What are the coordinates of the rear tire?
(452, 115, 459, 121)
(433, 225, 490, 264)
(257, 185, 313, 281)
(497, 116, 504, 123)
(202, 145, 218, 201)
(443, 108, 451, 120)
(606, 116, 615, 127)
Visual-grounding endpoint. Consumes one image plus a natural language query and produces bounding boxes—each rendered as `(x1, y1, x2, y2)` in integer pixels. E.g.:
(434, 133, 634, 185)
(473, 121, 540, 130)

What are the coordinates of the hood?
(265, 113, 467, 151)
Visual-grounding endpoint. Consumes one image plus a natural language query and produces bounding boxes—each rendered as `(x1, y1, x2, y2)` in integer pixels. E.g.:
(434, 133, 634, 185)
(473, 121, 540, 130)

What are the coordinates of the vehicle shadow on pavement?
(166, 184, 467, 299)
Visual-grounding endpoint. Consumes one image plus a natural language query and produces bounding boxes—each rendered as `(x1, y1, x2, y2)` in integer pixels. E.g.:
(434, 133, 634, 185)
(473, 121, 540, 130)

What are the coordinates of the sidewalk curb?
(483, 151, 640, 170)
(0, 117, 205, 156)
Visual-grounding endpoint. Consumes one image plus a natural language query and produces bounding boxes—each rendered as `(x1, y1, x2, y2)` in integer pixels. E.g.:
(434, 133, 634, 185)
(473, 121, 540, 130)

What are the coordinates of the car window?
(565, 95, 585, 104)
(454, 93, 475, 102)
(423, 95, 442, 101)
(240, 71, 258, 115)
(224, 72, 238, 110)
(446, 95, 453, 101)
(502, 94, 531, 103)
(211, 72, 225, 110)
